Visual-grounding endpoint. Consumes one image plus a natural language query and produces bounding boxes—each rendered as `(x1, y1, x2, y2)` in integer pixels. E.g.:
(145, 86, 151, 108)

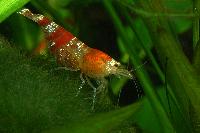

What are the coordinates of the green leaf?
(45, 102, 141, 133)
(0, 36, 93, 132)
(0, 36, 140, 133)
(0, 0, 30, 23)
(172, 18, 192, 33)
(136, 88, 192, 133)
(135, 97, 162, 133)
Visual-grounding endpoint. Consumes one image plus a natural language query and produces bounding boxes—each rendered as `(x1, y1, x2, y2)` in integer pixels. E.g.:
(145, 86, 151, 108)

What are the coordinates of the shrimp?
(18, 9, 133, 109)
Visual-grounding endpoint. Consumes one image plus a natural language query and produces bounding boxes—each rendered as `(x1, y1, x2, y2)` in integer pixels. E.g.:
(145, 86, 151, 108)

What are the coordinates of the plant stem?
(193, 0, 200, 49)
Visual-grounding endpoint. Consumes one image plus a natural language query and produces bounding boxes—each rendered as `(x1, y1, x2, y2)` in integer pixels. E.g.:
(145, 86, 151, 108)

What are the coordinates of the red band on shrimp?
(38, 17, 51, 26)
(47, 27, 75, 52)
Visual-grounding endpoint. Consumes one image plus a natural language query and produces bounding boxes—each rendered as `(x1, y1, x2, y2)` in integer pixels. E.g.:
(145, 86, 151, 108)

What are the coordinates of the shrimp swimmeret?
(18, 8, 133, 109)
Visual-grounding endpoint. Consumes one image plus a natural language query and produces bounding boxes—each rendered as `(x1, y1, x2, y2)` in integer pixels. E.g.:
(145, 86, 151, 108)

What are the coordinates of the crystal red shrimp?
(18, 9, 133, 109)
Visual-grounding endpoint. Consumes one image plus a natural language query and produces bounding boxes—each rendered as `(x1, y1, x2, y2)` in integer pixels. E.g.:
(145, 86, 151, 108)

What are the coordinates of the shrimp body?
(18, 9, 132, 108)
(18, 9, 132, 79)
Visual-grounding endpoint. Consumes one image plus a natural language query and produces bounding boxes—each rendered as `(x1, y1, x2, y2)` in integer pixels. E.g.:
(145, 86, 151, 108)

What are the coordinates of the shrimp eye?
(114, 63, 119, 67)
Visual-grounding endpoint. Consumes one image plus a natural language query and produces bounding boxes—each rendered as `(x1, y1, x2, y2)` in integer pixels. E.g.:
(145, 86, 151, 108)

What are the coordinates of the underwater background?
(0, 0, 200, 133)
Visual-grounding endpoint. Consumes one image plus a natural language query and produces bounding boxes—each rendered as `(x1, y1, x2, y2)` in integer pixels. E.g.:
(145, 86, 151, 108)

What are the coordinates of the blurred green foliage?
(0, 0, 200, 133)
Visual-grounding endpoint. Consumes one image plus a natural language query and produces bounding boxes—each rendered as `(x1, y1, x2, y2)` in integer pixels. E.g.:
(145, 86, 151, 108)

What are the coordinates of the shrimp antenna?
(130, 60, 148, 73)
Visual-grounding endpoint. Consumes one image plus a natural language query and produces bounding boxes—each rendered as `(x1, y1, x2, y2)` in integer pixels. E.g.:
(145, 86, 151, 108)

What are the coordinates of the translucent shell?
(56, 37, 89, 71)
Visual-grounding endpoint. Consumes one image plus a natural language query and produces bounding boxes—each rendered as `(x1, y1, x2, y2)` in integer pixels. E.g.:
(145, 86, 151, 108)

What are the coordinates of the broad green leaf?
(0, 0, 29, 23)
(136, 89, 192, 133)
(0, 36, 92, 132)
(0, 36, 139, 133)
(45, 102, 141, 133)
